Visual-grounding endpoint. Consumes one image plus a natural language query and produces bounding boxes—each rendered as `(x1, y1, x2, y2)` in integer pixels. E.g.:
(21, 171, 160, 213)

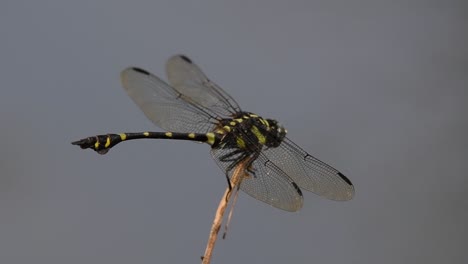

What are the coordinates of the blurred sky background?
(1, 1, 467, 264)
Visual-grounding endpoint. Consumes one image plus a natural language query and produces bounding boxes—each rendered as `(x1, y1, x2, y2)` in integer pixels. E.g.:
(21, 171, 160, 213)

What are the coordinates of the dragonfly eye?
(265, 119, 287, 147)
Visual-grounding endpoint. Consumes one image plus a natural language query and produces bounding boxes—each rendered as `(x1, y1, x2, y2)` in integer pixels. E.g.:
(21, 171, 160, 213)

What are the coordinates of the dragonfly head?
(265, 119, 287, 147)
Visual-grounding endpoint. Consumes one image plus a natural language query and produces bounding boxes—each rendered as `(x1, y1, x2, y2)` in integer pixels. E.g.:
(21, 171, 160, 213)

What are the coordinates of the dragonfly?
(72, 55, 354, 211)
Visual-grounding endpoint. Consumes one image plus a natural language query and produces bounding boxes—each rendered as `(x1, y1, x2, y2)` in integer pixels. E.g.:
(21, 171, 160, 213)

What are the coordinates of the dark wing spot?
(132, 67, 150, 75)
(291, 182, 303, 196)
(337, 172, 353, 186)
(179, 55, 193, 63)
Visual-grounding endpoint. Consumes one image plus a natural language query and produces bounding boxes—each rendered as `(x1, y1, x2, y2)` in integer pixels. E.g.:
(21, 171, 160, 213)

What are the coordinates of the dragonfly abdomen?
(72, 131, 222, 154)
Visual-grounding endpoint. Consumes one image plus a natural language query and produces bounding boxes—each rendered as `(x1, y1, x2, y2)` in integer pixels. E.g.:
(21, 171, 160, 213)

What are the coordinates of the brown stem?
(201, 159, 248, 264)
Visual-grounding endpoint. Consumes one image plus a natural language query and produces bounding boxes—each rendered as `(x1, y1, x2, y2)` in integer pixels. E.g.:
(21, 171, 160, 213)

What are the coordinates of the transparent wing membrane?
(166, 55, 241, 117)
(121, 67, 219, 134)
(262, 138, 354, 201)
(211, 147, 303, 212)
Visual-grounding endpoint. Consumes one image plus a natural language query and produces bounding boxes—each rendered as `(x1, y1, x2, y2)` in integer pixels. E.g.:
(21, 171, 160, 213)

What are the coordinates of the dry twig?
(201, 159, 248, 264)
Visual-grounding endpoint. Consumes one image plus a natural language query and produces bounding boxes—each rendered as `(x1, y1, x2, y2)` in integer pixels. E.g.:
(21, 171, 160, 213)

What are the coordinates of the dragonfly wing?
(262, 138, 355, 201)
(166, 55, 242, 118)
(211, 147, 304, 212)
(121, 67, 218, 133)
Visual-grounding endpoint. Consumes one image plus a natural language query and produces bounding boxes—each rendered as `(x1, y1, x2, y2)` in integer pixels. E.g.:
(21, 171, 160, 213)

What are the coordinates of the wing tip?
(130, 67, 150, 75)
(120, 67, 151, 88)
(178, 55, 193, 64)
(337, 172, 353, 186)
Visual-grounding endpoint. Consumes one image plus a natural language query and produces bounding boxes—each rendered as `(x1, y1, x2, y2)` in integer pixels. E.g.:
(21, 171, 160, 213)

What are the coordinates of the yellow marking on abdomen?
(234, 118, 243, 123)
(223, 125, 232, 132)
(188, 133, 195, 138)
(119, 133, 127, 141)
(104, 137, 111, 148)
(144, 132, 150, 136)
(230, 121, 236, 126)
(251, 126, 266, 144)
(206, 132, 216, 145)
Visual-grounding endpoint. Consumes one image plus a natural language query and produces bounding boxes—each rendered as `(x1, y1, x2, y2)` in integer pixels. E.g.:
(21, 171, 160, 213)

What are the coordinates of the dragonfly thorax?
(213, 112, 286, 151)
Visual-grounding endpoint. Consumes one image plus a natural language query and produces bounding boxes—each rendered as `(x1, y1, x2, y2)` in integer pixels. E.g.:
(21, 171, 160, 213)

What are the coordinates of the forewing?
(262, 138, 355, 201)
(166, 55, 241, 117)
(121, 67, 218, 133)
(211, 148, 303, 212)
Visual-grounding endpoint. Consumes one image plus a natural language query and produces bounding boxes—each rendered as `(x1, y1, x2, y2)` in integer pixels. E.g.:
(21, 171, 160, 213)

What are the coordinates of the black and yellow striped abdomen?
(72, 131, 222, 154)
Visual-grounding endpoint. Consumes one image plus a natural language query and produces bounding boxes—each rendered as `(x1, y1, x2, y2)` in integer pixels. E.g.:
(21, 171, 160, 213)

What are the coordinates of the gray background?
(1, 1, 467, 263)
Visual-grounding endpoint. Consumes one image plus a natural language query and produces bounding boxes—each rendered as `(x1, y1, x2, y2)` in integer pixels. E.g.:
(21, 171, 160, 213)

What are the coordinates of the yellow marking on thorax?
(144, 132, 150, 136)
(236, 137, 246, 148)
(206, 132, 216, 145)
(104, 137, 111, 148)
(214, 128, 225, 134)
(259, 118, 269, 127)
(164, 132, 172, 137)
(188, 133, 195, 138)
(251, 126, 266, 144)
(94, 141, 100, 149)
(119, 133, 127, 141)
(248, 114, 259, 118)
